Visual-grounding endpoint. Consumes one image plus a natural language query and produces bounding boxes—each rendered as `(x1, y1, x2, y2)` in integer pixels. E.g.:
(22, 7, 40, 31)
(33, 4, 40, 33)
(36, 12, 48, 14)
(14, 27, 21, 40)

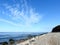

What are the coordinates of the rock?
(17, 33, 60, 45)
(37, 33, 60, 45)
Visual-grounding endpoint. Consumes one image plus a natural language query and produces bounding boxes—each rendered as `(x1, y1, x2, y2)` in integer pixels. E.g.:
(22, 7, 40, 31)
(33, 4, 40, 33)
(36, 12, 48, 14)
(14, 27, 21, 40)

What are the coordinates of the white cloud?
(2, 0, 42, 27)
(0, 19, 23, 26)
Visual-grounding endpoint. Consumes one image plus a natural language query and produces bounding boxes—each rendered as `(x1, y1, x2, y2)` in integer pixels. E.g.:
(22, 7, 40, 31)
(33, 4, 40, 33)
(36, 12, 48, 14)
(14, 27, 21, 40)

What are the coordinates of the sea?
(0, 32, 47, 43)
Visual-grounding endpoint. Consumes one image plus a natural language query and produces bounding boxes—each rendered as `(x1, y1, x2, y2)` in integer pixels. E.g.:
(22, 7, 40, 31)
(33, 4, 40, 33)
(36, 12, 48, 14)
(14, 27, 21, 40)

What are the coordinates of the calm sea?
(0, 32, 46, 42)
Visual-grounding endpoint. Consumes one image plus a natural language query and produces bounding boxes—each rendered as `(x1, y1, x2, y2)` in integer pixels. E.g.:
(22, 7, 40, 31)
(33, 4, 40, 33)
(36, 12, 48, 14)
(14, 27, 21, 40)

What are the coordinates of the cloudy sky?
(0, 0, 60, 32)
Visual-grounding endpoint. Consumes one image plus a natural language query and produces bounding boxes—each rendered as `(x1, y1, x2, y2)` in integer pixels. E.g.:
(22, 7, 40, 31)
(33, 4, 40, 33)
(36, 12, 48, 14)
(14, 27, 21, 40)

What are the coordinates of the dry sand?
(16, 33, 60, 45)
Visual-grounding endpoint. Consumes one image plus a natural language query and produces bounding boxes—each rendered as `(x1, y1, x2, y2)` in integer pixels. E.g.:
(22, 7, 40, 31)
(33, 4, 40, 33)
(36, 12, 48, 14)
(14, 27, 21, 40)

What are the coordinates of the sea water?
(0, 32, 29, 42)
(0, 32, 46, 42)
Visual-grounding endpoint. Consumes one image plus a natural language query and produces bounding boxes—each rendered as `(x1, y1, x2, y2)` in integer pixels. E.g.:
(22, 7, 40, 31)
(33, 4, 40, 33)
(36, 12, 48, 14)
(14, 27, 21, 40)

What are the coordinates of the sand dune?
(16, 33, 60, 45)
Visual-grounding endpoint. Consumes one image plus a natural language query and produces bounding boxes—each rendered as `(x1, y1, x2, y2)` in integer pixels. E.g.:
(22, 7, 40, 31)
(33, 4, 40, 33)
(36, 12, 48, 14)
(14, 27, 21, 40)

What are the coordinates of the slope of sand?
(16, 33, 60, 45)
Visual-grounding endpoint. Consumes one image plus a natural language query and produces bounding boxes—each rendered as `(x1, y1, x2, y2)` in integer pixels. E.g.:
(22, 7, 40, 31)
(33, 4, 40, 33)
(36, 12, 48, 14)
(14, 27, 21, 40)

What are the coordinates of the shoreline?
(0, 32, 47, 45)
(16, 33, 60, 45)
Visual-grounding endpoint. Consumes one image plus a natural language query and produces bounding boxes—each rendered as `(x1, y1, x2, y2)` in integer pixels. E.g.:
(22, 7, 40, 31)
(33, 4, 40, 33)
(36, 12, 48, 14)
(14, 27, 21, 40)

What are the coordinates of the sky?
(0, 0, 60, 32)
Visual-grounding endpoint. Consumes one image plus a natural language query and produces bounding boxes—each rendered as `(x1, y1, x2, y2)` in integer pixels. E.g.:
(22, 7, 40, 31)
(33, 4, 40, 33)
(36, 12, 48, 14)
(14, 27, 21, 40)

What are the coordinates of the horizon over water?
(0, 32, 47, 42)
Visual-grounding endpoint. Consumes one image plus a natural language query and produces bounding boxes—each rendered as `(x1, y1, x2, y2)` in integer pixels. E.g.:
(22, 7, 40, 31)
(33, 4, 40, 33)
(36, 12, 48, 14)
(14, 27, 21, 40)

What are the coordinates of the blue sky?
(0, 0, 60, 32)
